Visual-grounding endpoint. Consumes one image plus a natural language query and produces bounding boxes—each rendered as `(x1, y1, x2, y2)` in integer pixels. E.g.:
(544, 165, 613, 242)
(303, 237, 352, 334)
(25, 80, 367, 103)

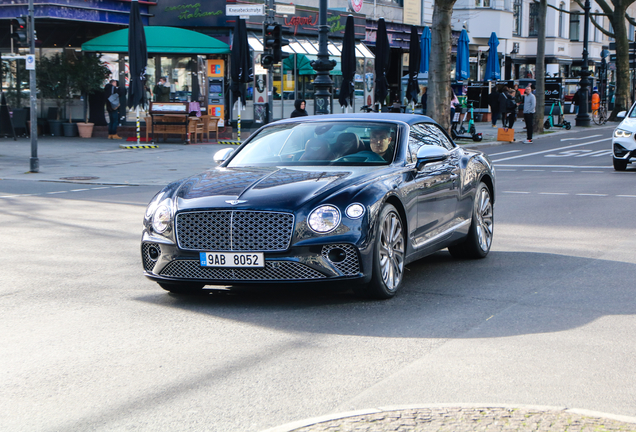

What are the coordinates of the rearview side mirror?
(617, 111, 627, 119)
(213, 148, 235, 165)
(416, 146, 450, 170)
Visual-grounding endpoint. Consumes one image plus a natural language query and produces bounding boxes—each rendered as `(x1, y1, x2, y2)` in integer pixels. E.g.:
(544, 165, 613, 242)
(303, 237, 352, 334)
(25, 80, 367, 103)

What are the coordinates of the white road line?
(539, 192, 569, 195)
(111, 185, 130, 188)
(490, 150, 522, 156)
(46, 191, 68, 194)
(523, 169, 545, 172)
(91, 187, 109, 190)
(492, 138, 612, 162)
(552, 170, 574, 173)
(581, 170, 604, 173)
(495, 164, 612, 169)
(576, 193, 608, 196)
(560, 135, 602, 141)
(502, 191, 531, 194)
(617, 195, 636, 198)
(70, 189, 90, 192)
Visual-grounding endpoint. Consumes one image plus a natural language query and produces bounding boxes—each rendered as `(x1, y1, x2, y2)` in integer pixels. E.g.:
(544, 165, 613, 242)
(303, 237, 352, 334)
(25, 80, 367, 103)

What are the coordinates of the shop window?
(570, 13, 580, 41)
(529, 2, 539, 37)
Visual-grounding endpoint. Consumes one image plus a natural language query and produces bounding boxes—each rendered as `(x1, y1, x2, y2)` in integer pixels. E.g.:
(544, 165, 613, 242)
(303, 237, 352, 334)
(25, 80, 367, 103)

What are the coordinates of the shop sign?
(150, 0, 225, 26)
(350, 0, 363, 13)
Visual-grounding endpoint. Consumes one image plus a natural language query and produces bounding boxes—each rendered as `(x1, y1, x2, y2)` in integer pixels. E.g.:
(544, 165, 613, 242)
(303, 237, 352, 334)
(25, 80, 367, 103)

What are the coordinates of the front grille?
(141, 242, 160, 272)
(176, 210, 294, 252)
(159, 260, 325, 281)
(321, 244, 360, 276)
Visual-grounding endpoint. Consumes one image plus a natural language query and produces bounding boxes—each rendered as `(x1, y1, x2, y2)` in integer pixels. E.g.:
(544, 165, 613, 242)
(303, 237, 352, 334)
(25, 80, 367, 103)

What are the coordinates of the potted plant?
(36, 53, 71, 136)
(72, 54, 111, 138)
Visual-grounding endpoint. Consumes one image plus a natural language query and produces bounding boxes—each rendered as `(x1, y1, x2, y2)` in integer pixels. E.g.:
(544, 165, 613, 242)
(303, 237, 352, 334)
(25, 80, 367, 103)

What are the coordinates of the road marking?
(523, 169, 545, 172)
(552, 170, 574, 173)
(560, 134, 602, 141)
(539, 192, 569, 195)
(490, 150, 522, 157)
(502, 191, 531, 194)
(617, 195, 636, 198)
(0, 185, 129, 199)
(581, 170, 605, 173)
(46, 191, 68, 194)
(492, 138, 611, 162)
(576, 193, 608, 196)
(495, 164, 612, 169)
(91, 187, 109, 190)
(70, 189, 90, 192)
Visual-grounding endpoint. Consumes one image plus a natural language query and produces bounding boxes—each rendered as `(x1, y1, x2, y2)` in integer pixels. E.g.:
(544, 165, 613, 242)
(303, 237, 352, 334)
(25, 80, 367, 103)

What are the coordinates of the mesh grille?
(176, 211, 294, 251)
(141, 243, 160, 272)
(159, 260, 325, 281)
(321, 244, 360, 276)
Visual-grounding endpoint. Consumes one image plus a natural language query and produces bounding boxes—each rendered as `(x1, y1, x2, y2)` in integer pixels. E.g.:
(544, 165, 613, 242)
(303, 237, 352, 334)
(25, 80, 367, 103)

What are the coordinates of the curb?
(259, 404, 636, 432)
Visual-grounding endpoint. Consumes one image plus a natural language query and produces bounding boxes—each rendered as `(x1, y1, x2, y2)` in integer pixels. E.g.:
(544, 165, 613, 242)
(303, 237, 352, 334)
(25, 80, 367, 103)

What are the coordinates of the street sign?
(276, 4, 295, 14)
(25, 54, 35, 70)
(226, 5, 265, 16)
(609, 53, 636, 61)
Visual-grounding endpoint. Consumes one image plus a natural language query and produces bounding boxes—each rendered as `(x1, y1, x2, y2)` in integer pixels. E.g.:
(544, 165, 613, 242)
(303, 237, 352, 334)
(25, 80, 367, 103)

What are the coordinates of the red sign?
(350, 0, 363, 13)
(284, 15, 319, 35)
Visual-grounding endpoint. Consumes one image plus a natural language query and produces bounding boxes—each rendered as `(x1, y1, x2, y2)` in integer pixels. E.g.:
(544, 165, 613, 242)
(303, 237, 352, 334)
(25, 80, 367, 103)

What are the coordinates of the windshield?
(227, 121, 399, 167)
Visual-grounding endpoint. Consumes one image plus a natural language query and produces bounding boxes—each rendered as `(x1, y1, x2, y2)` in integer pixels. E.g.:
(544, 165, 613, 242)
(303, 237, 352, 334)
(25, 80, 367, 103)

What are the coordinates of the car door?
(406, 124, 460, 249)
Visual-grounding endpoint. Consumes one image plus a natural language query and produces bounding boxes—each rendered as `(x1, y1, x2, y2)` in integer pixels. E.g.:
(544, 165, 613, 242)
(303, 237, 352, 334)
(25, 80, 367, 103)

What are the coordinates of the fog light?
(327, 248, 346, 263)
(148, 246, 160, 261)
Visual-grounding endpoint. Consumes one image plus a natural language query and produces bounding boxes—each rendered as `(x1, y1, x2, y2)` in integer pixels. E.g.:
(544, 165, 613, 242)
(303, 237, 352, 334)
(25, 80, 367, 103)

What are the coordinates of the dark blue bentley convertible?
(141, 114, 495, 299)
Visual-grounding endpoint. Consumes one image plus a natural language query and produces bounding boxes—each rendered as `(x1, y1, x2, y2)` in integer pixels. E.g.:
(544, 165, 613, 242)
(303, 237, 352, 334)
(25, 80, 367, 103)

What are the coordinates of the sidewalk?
(0, 115, 616, 187)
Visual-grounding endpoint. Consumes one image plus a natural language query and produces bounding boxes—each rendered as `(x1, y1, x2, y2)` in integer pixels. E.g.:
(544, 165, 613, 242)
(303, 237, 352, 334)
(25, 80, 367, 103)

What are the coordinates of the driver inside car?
(369, 127, 394, 161)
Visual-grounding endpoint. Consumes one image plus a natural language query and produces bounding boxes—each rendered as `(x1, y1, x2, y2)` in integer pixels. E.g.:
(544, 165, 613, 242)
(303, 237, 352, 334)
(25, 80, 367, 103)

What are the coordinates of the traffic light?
(271, 24, 289, 63)
(261, 23, 276, 68)
(11, 16, 28, 47)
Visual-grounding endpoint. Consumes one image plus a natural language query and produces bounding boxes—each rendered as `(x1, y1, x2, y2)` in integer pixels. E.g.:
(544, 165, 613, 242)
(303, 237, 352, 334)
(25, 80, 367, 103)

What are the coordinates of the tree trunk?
(429, 0, 457, 132)
(534, 0, 547, 134)
(611, 5, 630, 118)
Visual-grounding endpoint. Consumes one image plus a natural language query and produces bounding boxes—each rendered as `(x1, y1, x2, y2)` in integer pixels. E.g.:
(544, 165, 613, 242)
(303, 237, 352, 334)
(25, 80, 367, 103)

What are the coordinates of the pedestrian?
(421, 86, 428, 115)
(450, 87, 460, 125)
(489, 87, 500, 128)
(505, 89, 518, 128)
(591, 87, 600, 112)
(573, 86, 582, 114)
(498, 86, 509, 128)
(291, 99, 308, 118)
(523, 84, 536, 144)
(117, 80, 127, 123)
(153, 77, 170, 102)
(104, 79, 122, 139)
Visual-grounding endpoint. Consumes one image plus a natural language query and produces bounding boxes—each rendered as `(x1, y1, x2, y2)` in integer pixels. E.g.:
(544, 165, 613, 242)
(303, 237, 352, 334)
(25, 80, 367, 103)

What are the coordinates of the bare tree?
(534, 0, 547, 134)
(429, 0, 458, 131)
(573, 0, 636, 118)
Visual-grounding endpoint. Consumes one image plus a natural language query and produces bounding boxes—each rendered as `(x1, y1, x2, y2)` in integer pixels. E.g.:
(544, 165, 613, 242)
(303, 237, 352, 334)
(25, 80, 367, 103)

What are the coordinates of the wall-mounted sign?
(350, 0, 363, 13)
(150, 0, 224, 26)
(276, 4, 296, 15)
(207, 59, 224, 77)
(226, 5, 265, 16)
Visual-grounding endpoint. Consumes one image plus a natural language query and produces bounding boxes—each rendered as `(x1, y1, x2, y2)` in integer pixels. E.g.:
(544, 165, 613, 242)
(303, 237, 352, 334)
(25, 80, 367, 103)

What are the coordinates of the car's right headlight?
(152, 203, 172, 233)
(614, 129, 633, 138)
(308, 205, 341, 233)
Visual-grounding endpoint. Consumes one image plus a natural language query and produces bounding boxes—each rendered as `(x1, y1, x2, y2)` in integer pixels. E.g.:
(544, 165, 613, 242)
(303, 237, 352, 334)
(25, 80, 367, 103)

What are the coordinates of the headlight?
(345, 203, 365, 219)
(308, 205, 341, 233)
(614, 129, 632, 138)
(152, 204, 172, 233)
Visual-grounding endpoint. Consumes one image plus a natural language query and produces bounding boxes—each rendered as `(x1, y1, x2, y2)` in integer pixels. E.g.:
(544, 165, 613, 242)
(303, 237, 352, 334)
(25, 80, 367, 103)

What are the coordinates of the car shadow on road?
(135, 250, 636, 339)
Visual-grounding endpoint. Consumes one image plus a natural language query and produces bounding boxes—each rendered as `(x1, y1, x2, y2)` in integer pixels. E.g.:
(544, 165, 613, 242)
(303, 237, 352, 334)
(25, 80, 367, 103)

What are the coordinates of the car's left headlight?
(308, 205, 341, 233)
(614, 128, 633, 138)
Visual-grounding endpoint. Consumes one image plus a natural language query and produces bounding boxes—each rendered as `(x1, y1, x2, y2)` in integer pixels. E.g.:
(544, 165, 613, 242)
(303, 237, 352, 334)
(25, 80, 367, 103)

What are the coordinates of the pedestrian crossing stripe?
(119, 144, 159, 149)
(217, 140, 242, 146)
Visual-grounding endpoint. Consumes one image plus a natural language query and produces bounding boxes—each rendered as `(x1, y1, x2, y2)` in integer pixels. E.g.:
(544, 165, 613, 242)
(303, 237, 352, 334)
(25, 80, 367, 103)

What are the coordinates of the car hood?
(173, 166, 377, 211)
(618, 117, 636, 132)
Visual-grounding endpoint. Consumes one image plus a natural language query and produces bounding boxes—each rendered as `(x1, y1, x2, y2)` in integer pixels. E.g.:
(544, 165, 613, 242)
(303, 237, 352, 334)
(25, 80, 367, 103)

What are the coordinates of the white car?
(612, 108, 636, 171)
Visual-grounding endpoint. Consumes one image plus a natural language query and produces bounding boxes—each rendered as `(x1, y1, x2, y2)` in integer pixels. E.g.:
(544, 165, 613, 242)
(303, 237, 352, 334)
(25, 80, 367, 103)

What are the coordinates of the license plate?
(199, 252, 264, 268)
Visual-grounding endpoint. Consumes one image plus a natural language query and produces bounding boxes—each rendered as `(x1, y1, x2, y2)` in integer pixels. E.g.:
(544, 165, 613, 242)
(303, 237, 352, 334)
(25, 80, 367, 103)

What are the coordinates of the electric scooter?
(543, 99, 572, 130)
(451, 101, 483, 142)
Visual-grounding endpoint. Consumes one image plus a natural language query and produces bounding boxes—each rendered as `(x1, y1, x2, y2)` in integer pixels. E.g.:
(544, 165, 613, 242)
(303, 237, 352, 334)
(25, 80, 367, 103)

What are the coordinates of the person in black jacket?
(290, 99, 308, 118)
(489, 87, 500, 127)
(498, 86, 509, 128)
(104, 79, 122, 139)
(505, 88, 518, 128)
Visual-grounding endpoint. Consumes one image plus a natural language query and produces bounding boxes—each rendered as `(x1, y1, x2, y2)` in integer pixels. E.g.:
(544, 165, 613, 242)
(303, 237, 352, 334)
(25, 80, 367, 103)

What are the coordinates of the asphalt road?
(1, 126, 635, 432)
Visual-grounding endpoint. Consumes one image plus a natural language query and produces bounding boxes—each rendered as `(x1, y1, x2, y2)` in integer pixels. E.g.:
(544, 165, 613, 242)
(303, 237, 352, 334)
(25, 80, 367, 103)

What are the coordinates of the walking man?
(523, 85, 536, 144)
(104, 79, 122, 140)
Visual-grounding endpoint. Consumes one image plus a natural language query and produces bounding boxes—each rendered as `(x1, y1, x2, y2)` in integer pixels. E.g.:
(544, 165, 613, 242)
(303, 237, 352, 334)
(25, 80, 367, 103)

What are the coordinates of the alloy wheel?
(378, 211, 405, 291)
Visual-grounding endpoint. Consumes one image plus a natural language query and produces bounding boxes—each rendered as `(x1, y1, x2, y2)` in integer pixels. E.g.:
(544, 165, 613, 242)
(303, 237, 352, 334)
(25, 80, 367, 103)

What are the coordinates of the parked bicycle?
(592, 105, 608, 125)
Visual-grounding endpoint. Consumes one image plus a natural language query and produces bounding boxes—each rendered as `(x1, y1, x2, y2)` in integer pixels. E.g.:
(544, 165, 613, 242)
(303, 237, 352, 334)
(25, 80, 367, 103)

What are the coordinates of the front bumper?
(612, 137, 636, 161)
(142, 235, 373, 285)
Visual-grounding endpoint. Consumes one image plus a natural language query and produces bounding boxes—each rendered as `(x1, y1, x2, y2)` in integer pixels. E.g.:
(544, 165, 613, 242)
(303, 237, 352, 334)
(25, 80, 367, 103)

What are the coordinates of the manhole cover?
(60, 176, 99, 181)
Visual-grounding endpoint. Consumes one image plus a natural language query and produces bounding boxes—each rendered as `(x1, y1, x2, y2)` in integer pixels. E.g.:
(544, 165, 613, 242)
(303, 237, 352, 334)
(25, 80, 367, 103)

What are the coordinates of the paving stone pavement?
(265, 406, 636, 432)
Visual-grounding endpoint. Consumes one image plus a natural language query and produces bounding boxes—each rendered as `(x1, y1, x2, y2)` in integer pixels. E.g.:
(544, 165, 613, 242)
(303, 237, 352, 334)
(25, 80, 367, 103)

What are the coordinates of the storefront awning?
(82, 26, 230, 54)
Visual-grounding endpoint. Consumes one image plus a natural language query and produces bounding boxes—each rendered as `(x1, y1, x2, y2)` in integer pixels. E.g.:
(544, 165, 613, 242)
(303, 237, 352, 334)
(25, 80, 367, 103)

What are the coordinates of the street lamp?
(310, 0, 336, 114)
(576, 0, 591, 126)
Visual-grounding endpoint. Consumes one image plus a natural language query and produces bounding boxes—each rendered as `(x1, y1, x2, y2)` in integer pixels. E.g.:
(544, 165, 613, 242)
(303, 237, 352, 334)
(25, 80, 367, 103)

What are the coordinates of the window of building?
(475, 0, 491, 7)
(597, 10, 604, 42)
(529, 2, 539, 37)
(629, 23, 634, 41)
(513, 0, 522, 36)
(559, 3, 566, 38)
(570, 12, 580, 41)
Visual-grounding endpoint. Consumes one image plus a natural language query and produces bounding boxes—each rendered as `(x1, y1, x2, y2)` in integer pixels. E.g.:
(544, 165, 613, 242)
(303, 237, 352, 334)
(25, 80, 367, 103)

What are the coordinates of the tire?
(472, 134, 483, 142)
(613, 157, 628, 171)
(565, 122, 571, 130)
(469, 124, 476, 135)
(544, 120, 551, 129)
(451, 128, 458, 140)
(448, 182, 494, 259)
(158, 282, 205, 295)
(356, 204, 405, 299)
